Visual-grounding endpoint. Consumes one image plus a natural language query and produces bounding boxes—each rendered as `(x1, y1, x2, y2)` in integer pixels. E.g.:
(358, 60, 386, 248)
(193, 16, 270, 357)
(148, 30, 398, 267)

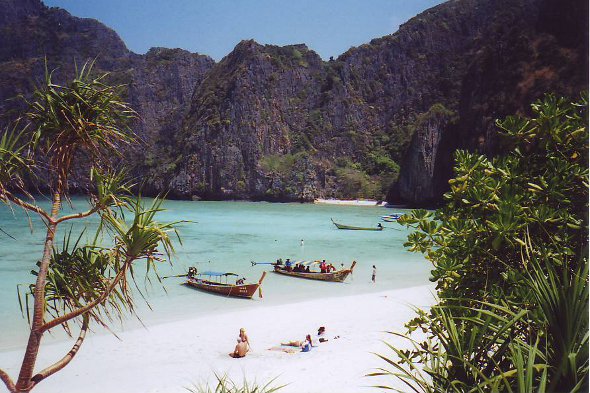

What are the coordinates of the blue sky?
(43, 0, 445, 61)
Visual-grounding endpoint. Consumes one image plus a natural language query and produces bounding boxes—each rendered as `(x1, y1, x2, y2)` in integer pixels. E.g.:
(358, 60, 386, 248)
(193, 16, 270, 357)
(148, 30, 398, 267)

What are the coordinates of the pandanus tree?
(0, 62, 179, 393)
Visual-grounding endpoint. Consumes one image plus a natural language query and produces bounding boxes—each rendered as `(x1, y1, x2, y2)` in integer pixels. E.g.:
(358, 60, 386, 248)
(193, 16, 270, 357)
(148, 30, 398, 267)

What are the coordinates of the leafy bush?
(259, 152, 308, 177)
(335, 166, 380, 199)
(400, 93, 588, 301)
(375, 93, 589, 392)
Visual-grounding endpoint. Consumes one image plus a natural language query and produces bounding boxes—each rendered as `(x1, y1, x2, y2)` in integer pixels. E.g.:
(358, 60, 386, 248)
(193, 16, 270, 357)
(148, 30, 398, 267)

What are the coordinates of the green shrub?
(335, 166, 379, 199)
(401, 93, 588, 301)
(375, 93, 589, 392)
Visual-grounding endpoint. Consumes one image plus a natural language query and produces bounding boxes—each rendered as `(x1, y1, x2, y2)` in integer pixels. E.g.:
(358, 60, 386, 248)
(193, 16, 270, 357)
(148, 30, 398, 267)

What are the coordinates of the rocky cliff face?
(0, 0, 214, 190)
(161, 41, 329, 200)
(389, 0, 588, 205)
(0, 0, 587, 205)
(157, 0, 586, 204)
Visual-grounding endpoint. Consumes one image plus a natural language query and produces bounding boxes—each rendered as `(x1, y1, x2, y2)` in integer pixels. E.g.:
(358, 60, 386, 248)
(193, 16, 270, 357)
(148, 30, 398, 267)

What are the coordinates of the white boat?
(381, 213, 403, 222)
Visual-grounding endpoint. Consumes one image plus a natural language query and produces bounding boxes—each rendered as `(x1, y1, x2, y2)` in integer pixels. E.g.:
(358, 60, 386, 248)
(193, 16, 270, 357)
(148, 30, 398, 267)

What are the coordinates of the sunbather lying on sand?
(281, 334, 313, 352)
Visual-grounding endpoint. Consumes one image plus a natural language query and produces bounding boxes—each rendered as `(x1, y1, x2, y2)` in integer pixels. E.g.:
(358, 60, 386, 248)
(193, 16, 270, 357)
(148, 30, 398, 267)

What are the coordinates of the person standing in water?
(300, 239, 305, 260)
(372, 265, 377, 283)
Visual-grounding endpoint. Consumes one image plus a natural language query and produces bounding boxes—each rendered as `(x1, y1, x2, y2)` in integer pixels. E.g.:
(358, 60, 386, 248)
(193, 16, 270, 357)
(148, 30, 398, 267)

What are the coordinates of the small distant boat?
(184, 268, 267, 299)
(272, 260, 357, 282)
(331, 218, 383, 231)
(381, 213, 403, 222)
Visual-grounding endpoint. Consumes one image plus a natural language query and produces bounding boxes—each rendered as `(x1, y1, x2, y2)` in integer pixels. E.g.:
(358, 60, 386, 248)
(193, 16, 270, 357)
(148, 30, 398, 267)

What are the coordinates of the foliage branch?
(0, 61, 180, 393)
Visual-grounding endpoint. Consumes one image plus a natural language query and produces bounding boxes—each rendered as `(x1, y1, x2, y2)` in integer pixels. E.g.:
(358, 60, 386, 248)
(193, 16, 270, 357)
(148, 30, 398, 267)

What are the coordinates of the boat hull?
(332, 220, 383, 231)
(184, 278, 260, 298)
(184, 272, 266, 299)
(273, 263, 355, 283)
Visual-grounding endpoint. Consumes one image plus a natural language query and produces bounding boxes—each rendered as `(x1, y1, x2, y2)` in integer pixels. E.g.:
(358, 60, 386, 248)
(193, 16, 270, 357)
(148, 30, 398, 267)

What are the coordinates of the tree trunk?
(15, 193, 61, 392)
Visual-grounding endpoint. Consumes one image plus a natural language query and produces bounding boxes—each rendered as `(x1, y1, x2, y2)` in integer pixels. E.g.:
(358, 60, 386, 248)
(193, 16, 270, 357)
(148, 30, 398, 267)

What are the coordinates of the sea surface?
(0, 197, 431, 351)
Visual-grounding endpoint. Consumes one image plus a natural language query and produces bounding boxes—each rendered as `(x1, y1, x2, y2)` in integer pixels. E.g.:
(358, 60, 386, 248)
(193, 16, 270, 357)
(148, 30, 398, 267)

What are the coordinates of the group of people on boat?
(292, 263, 311, 273)
(275, 258, 310, 272)
(319, 260, 336, 273)
(275, 258, 338, 274)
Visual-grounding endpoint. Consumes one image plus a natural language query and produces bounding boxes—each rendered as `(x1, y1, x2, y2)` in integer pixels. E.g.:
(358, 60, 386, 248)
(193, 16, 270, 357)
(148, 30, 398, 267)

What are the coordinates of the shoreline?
(0, 284, 435, 393)
(314, 198, 386, 207)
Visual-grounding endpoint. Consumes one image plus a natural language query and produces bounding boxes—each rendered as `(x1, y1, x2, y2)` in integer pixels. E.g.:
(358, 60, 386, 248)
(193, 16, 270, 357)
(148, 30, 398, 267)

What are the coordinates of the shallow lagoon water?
(0, 198, 430, 351)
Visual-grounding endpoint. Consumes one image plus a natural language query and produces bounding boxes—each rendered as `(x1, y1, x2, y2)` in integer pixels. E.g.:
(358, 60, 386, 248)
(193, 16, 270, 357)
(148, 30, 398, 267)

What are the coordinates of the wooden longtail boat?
(273, 261, 356, 283)
(184, 270, 267, 299)
(331, 218, 383, 231)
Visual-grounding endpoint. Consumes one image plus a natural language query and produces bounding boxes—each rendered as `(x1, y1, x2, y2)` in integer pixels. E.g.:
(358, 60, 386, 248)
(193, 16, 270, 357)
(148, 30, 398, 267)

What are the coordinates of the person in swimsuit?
(230, 328, 251, 358)
(230, 339, 248, 358)
(300, 334, 313, 352)
(281, 334, 313, 350)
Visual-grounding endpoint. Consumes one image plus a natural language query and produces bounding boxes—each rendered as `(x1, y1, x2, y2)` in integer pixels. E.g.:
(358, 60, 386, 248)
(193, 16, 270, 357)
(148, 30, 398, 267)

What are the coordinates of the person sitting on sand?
(239, 328, 250, 349)
(317, 326, 329, 343)
(316, 326, 340, 342)
(230, 339, 249, 358)
(230, 328, 251, 358)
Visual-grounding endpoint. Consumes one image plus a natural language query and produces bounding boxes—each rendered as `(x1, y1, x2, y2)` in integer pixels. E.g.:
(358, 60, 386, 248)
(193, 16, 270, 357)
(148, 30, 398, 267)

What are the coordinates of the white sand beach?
(0, 285, 435, 393)
(314, 199, 386, 207)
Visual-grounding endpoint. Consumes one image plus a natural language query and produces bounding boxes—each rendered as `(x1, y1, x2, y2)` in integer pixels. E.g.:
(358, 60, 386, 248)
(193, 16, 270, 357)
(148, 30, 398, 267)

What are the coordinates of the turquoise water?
(0, 198, 430, 351)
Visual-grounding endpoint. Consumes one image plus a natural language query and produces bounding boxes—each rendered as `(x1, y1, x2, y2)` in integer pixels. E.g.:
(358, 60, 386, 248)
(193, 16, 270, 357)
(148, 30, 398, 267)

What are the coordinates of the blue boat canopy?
(199, 271, 239, 277)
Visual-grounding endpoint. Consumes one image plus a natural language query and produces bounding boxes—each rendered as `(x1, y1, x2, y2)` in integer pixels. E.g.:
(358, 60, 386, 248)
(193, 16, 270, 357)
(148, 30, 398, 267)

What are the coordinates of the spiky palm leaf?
(0, 125, 32, 194)
(21, 60, 136, 193)
(524, 253, 589, 392)
(185, 373, 286, 393)
(90, 167, 134, 209)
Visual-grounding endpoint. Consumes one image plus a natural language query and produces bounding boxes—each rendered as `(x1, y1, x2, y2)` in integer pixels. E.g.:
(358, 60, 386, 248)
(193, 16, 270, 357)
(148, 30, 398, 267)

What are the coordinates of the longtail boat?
(331, 218, 383, 231)
(184, 269, 267, 299)
(272, 260, 357, 282)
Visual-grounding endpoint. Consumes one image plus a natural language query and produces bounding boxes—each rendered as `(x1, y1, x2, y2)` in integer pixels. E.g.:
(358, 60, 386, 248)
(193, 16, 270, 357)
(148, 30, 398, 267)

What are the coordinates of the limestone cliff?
(0, 0, 214, 192)
(0, 0, 587, 205)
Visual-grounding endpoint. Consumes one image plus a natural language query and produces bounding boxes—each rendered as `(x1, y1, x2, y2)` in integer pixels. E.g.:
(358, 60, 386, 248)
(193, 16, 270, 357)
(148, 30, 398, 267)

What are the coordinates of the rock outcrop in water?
(0, 0, 587, 205)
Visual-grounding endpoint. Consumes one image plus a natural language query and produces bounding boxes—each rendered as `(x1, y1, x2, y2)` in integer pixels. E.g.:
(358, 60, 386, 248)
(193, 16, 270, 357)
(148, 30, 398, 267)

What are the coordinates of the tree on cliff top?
(0, 62, 179, 393)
